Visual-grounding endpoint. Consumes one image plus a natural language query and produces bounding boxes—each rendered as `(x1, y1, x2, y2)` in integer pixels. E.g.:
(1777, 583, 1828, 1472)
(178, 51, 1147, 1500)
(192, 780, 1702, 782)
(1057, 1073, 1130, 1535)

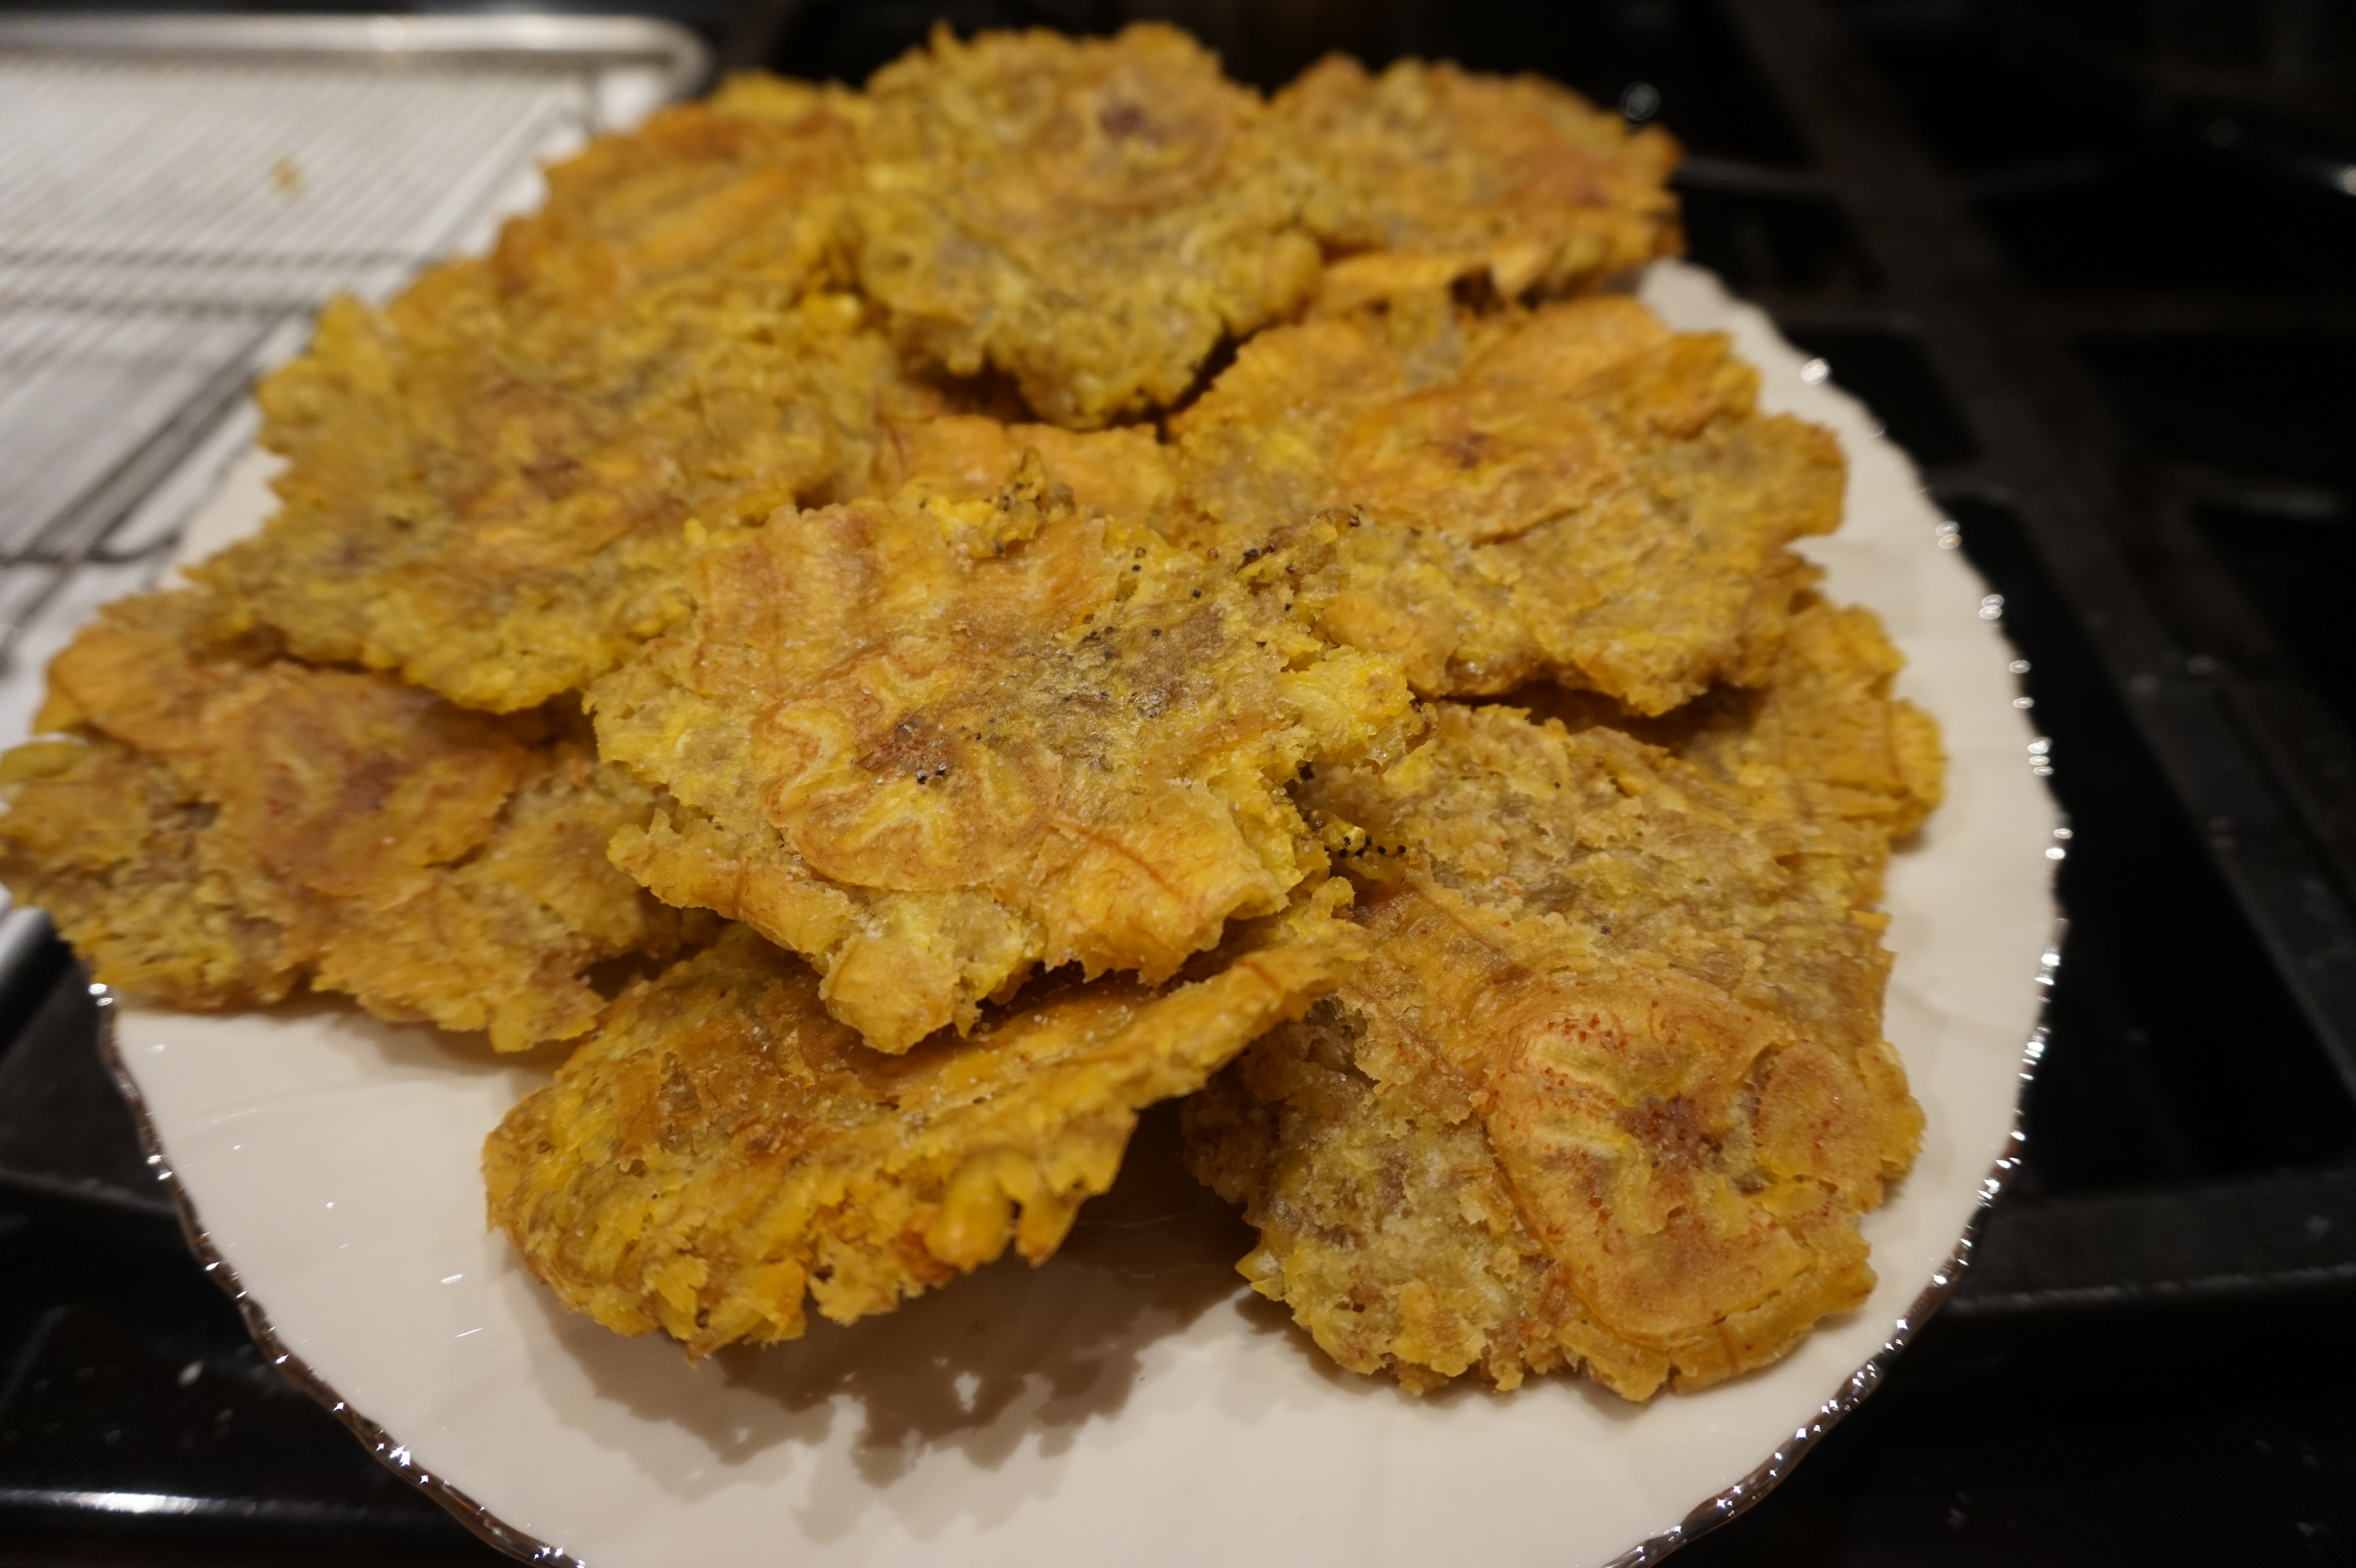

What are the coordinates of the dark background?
(4, 1, 2356, 1563)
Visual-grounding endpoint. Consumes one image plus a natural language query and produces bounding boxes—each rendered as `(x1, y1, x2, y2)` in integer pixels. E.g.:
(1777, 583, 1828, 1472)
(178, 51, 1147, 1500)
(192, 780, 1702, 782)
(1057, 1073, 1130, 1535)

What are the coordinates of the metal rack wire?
(0, 13, 706, 967)
(0, 58, 598, 665)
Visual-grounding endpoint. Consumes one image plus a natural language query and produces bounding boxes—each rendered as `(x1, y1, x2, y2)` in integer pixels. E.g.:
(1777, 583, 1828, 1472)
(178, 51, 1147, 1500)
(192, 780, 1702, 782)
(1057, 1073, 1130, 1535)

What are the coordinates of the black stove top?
(4, 1, 2355, 1562)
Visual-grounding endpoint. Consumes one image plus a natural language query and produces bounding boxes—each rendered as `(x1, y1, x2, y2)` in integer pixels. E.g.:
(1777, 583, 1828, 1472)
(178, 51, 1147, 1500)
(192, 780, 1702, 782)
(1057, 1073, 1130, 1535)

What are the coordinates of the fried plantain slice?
(198, 86, 940, 713)
(0, 590, 694, 1048)
(1184, 695, 1931, 1398)
(1669, 594, 1947, 876)
(1274, 54, 1683, 313)
(871, 412, 1178, 528)
(851, 23, 1322, 428)
(589, 453, 1418, 1053)
(1523, 590, 1948, 897)
(484, 886, 1365, 1356)
(1169, 292, 1843, 714)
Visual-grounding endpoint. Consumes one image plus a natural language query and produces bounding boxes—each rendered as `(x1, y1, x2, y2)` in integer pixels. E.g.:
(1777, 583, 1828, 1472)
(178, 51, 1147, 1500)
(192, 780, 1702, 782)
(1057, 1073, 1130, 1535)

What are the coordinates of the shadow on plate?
(516, 1100, 1289, 1524)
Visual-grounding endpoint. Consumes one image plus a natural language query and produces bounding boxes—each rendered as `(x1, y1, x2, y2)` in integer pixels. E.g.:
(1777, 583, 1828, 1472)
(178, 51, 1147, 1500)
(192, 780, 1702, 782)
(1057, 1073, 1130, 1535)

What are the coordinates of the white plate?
(101, 259, 2059, 1568)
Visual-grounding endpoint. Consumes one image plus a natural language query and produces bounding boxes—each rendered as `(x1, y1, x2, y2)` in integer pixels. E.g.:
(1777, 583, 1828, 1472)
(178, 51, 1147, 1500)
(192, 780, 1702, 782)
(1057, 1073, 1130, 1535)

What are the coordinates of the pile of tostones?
(0, 25, 1941, 1401)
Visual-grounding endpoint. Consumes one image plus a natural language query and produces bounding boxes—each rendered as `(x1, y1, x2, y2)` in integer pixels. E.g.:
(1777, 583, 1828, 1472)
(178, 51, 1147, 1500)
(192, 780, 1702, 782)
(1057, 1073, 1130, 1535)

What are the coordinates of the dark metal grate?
(1737, 0, 2356, 1285)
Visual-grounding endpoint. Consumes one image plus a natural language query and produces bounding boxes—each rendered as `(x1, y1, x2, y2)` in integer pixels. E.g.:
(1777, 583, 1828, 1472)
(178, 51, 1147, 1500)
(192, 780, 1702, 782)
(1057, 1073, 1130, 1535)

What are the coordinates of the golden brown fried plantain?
(871, 412, 1178, 527)
(589, 453, 1418, 1053)
(851, 23, 1321, 427)
(1169, 293, 1843, 714)
(0, 590, 694, 1048)
(1524, 590, 1948, 896)
(199, 88, 939, 712)
(1184, 697, 1928, 1398)
(484, 887, 1365, 1356)
(1670, 594, 1946, 877)
(1274, 55, 1683, 313)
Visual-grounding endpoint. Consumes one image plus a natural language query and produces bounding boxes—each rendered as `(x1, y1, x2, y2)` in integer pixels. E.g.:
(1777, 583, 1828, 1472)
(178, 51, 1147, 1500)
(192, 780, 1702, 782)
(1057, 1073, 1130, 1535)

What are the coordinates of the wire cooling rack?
(0, 13, 706, 970)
